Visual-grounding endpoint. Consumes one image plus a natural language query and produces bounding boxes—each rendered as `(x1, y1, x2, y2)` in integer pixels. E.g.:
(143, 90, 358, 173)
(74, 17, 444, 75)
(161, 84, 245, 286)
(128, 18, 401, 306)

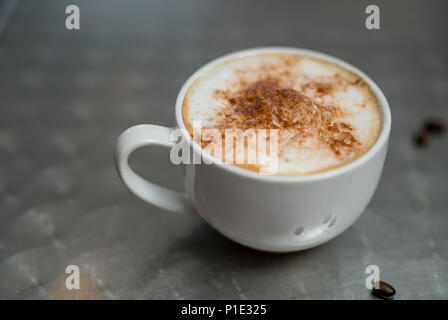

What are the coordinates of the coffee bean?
(372, 281, 396, 300)
(414, 132, 428, 147)
(424, 119, 445, 134)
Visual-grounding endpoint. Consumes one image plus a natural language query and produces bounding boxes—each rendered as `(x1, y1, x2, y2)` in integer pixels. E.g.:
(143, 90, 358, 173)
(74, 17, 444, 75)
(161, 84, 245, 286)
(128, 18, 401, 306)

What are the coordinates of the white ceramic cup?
(115, 47, 391, 252)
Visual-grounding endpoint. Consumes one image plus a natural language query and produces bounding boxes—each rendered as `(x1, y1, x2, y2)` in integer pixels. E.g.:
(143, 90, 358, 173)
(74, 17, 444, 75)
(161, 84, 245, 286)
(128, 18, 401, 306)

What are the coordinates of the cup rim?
(175, 47, 391, 183)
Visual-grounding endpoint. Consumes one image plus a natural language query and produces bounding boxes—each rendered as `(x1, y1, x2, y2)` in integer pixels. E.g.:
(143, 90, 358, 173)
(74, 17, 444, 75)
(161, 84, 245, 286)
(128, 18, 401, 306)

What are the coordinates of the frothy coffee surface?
(182, 53, 382, 175)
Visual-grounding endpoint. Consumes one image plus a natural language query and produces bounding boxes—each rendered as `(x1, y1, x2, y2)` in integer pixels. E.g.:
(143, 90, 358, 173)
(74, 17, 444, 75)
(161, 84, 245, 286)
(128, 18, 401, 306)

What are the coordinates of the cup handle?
(114, 124, 195, 215)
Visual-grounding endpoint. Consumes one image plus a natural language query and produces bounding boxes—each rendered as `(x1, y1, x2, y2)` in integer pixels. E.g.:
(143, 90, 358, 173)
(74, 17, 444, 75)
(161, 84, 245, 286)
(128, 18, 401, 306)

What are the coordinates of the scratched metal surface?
(0, 0, 447, 299)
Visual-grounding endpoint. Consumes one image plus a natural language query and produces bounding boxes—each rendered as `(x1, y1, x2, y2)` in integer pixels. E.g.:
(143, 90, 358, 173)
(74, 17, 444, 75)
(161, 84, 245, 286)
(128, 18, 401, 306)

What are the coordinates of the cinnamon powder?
(207, 78, 360, 157)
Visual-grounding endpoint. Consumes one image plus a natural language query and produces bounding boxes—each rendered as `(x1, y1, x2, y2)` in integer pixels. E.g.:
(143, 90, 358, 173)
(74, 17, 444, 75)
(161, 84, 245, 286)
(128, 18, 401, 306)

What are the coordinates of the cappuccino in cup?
(115, 47, 391, 251)
(182, 53, 381, 175)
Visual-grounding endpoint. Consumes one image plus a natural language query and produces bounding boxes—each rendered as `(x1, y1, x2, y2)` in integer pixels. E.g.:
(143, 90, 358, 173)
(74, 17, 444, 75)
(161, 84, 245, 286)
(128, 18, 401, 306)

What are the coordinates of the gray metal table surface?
(0, 0, 447, 299)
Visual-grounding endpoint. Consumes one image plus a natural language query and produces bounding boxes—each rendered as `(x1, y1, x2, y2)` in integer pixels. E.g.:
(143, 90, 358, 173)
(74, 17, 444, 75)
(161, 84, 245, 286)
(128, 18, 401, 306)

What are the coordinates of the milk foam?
(183, 53, 381, 175)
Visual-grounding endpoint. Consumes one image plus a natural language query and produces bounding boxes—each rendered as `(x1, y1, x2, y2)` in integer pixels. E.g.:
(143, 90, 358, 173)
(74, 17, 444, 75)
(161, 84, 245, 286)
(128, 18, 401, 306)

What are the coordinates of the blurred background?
(0, 0, 447, 299)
